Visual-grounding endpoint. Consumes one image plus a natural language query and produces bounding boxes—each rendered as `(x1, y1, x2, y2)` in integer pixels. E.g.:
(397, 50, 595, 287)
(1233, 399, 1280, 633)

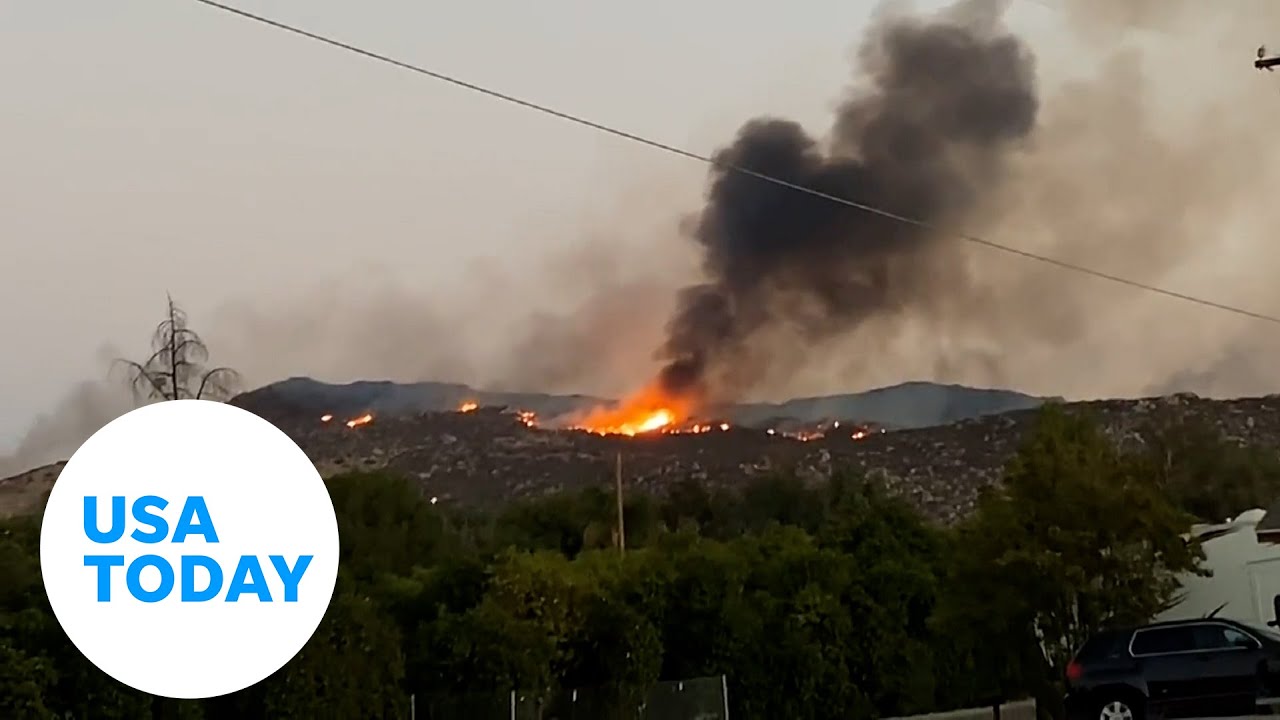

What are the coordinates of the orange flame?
(346, 413, 373, 428)
(516, 410, 537, 427)
(320, 414, 333, 423)
(458, 401, 478, 413)
(666, 420, 731, 435)
(572, 383, 691, 436)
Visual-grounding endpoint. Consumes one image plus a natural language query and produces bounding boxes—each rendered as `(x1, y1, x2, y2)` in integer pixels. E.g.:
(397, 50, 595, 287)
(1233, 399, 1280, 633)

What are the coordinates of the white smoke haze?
(205, 171, 698, 399)
(6, 0, 1280, 473)
(0, 344, 139, 478)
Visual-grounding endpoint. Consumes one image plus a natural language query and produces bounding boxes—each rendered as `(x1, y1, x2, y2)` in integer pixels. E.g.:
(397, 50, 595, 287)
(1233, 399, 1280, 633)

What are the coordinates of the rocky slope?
(6, 391, 1280, 525)
(0, 461, 64, 519)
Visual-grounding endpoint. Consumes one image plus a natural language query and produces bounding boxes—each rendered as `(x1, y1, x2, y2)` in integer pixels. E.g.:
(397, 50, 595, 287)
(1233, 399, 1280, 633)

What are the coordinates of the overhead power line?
(189, 0, 1280, 327)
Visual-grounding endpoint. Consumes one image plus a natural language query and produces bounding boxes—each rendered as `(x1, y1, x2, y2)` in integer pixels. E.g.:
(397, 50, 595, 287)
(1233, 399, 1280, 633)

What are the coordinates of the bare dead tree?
(115, 294, 241, 402)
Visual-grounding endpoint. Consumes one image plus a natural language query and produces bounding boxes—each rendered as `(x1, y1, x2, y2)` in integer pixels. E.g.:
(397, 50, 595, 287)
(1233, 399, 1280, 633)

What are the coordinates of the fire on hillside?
(345, 413, 373, 428)
(568, 382, 694, 437)
(579, 417, 734, 437)
(455, 401, 539, 428)
(319, 412, 373, 428)
(561, 380, 888, 444)
(571, 414, 882, 442)
(316, 400, 883, 443)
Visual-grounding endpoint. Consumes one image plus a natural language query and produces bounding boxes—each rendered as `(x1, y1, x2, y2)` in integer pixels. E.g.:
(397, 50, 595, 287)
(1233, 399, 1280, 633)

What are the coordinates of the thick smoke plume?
(10, 0, 1280, 474)
(655, 3, 1037, 404)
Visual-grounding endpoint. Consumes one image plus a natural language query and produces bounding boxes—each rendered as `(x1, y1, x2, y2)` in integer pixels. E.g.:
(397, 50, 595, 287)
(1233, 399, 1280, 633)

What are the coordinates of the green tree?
(942, 405, 1205, 717)
(258, 593, 406, 720)
(325, 472, 450, 583)
(1143, 412, 1280, 522)
(556, 552, 664, 716)
(485, 551, 582, 682)
(659, 478, 746, 538)
(0, 639, 56, 719)
(815, 474, 946, 715)
(492, 486, 665, 557)
(739, 474, 827, 534)
(492, 489, 610, 556)
(5, 412, 1252, 719)
(421, 599, 558, 700)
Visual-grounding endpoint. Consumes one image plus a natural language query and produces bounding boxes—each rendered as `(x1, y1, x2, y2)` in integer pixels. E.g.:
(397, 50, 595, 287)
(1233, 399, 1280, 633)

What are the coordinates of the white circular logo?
(39, 399, 340, 699)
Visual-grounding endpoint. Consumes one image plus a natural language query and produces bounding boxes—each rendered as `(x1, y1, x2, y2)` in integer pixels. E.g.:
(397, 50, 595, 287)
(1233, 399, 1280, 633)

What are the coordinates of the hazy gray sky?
(5, 0, 1280, 464)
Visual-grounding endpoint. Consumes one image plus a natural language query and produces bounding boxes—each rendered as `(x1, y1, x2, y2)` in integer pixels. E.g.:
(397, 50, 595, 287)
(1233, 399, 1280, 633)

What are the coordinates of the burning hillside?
(316, 394, 883, 446)
(319, 412, 373, 427)
(552, 1, 1038, 429)
(567, 382, 690, 436)
(450, 396, 882, 444)
(226, 377, 1044, 432)
(12, 390, 1280, 526)
(569, 404, 880, 442)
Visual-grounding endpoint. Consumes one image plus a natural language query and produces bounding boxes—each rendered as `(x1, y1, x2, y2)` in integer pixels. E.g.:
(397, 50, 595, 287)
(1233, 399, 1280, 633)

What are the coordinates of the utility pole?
(615, 451, 626, 555)
(1257, 45, 1280, 71)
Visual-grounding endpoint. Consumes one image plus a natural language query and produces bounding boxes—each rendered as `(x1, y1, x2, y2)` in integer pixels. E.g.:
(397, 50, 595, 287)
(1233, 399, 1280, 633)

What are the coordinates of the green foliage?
(1142, 411, 1280, 522)
(0, 638, 56, 719)
(0, 405, 1220, 718)
(940, 405, 1206, 715)
(259, 593, 406, 719)
(326, 472, 452, 582)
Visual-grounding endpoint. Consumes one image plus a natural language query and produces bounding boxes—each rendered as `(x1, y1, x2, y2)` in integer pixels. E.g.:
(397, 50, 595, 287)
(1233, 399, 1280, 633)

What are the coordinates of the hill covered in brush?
(229, 377, 1049, 429)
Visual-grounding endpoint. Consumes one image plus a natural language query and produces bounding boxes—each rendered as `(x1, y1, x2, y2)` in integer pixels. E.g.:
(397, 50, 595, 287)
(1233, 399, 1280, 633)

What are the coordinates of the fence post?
(510, 689, 516, 720)
(410, 693, 415, 720)
(721, 674, 730, 719)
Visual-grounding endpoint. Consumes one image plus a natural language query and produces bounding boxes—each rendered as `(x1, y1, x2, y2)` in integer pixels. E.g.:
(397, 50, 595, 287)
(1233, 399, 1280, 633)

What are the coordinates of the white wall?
(1156, 510, 1280, 626)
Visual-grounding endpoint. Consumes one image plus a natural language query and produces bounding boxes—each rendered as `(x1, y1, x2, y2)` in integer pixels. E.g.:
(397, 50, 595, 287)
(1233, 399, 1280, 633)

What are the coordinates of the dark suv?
(1065, 618, 1280, 720)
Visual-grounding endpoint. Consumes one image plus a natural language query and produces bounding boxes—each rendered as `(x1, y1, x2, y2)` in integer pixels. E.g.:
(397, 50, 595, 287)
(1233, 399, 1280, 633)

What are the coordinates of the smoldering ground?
(8, 0, 1280, 473)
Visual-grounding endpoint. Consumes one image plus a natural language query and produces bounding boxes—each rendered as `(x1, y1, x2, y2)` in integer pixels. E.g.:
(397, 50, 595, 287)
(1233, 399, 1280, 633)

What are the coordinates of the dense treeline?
(3, 405, 1279, 719)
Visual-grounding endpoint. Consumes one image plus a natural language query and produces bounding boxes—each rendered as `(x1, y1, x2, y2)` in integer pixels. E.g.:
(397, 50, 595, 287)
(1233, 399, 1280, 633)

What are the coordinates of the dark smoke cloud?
(13, 0, 1280, 479)
(656, 4, 1038, 402)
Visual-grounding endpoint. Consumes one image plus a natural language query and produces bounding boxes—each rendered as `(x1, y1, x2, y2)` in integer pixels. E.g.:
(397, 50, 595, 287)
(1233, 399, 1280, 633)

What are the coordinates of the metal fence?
(413, 675, 729, 720)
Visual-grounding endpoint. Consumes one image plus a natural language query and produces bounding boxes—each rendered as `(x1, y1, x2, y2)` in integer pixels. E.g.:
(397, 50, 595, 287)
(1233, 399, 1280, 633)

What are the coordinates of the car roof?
(1097, 617, 1247, 635)
(1141, 618, 1245, 629)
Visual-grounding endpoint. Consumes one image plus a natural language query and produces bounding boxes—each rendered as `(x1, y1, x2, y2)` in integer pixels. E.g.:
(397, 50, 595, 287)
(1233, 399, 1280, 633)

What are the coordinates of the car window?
(1186, 624, 1261, 651)
(1131, 626, 1197, 655)
(1220, 626, 1261, 649)
(1192, 624, 1239, 650)
(1225, 627, 1259, 648)
(1076, 631, 1129, 661)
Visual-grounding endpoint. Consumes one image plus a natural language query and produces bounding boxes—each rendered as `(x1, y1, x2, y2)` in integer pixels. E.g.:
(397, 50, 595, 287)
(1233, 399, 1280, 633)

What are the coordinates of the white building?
(1155, 507, 1280, 627)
